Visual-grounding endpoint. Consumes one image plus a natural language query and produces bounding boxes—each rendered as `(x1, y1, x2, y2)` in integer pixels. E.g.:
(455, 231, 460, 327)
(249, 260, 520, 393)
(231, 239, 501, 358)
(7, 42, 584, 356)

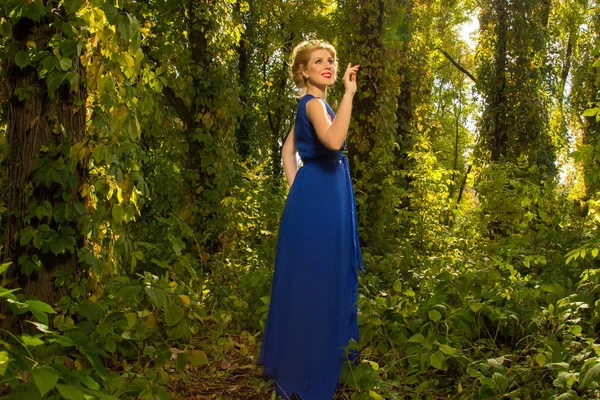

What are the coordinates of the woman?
(259, 39, 364, 400)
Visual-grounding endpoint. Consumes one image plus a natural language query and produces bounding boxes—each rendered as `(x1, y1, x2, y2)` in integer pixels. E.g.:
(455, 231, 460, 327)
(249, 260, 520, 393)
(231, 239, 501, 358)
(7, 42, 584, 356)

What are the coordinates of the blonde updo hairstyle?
(290, 39, 338, 95)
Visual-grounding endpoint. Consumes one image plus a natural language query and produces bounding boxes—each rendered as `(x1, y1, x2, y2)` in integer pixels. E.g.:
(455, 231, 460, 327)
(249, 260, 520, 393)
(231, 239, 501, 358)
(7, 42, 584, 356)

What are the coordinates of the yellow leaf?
(190, 350, 209, 366)
(179, 295, 191, 305)
(369, 390, 384, 400)
(145, 314, 157, 328)
(535, 353, 546, 367)
(125, 312, 136, 328)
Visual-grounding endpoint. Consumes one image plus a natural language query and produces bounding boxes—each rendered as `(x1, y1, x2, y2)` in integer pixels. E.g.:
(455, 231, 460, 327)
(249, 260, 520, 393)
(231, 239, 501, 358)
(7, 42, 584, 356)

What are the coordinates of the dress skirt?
(258, 155, 361, 400)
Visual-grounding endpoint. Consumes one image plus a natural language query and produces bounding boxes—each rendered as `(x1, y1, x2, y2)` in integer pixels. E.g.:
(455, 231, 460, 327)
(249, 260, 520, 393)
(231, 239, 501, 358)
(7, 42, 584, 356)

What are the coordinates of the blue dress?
(259, 94, 364, 400)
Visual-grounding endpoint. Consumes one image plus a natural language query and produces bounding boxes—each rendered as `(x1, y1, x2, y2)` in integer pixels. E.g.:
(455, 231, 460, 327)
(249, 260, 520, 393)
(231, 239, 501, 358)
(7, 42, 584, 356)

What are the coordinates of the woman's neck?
(306, 84, 327, 100)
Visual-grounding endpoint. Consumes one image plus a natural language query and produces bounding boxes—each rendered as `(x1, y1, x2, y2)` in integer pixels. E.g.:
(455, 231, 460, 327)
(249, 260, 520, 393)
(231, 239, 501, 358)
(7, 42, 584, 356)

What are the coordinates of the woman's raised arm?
(306, 63, 359, 150)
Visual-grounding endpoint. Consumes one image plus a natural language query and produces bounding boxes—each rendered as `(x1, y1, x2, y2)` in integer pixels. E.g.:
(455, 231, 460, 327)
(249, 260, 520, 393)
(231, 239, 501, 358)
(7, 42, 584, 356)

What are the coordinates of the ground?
(169, 332, 358, 400)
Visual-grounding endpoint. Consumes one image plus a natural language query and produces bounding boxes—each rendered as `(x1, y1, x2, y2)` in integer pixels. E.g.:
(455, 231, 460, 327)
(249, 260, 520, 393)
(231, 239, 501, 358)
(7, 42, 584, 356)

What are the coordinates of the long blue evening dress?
(258, 94, 364, 400)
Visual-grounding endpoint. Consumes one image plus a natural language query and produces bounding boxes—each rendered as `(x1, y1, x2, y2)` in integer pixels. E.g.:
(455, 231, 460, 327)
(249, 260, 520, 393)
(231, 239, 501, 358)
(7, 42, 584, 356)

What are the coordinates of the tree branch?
(141, 45, 194, 131)
(438, 48, 477, 84)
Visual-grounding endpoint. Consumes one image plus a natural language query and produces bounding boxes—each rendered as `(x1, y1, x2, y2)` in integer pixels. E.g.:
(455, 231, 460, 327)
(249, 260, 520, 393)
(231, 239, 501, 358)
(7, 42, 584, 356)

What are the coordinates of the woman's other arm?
(282, 126, 298, 187)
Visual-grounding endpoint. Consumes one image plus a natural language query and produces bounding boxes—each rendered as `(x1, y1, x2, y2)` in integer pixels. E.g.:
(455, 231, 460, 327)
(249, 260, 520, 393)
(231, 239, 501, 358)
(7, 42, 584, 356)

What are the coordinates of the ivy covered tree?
(1, 1, 600, 398)
(0, 0, 145, 304)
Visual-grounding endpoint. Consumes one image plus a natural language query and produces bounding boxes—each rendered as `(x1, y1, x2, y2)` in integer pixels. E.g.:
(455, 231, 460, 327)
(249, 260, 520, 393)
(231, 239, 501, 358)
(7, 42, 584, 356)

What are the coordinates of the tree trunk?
(267, 32, 295, 184)
(2, 15, 87, 306)
(490, 0, 509, 162)
(395, 0, 415, 189)
(343, 0, 386, 248)
(235, 0, 252, 159)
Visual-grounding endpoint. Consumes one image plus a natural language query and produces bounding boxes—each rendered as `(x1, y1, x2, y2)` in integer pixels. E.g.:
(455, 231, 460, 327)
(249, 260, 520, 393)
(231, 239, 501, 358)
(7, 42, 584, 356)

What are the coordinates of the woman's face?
(304, 48, 336, 88)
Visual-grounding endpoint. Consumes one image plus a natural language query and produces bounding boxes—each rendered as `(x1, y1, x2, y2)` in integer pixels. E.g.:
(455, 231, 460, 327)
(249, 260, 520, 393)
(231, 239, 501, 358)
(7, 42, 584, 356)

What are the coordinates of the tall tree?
(569, 1, 600, 200)
(338, 0, 401, 250)
(476, 0, 555, 173)
(1, 0, 88, 305)
(0, 0, 146, 307)
(474, 0, 558, 237)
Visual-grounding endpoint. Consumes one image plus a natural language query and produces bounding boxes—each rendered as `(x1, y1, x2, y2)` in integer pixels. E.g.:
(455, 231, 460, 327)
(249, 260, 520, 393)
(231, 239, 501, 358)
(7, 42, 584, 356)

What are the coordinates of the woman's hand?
(343, 63, 360, 95)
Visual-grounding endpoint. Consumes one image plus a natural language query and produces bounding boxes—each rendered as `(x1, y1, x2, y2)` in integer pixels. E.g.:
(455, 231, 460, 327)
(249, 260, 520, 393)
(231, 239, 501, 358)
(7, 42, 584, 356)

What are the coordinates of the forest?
(0, 0, 600, 398)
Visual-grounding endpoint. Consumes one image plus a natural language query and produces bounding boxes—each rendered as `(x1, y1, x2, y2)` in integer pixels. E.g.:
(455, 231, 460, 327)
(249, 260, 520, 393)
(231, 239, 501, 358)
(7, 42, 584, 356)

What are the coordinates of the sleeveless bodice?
(294, 94, 345, 163)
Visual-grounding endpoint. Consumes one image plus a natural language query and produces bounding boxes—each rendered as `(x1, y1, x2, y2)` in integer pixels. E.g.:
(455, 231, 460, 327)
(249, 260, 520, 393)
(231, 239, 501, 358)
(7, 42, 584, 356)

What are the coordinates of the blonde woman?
(258, 39, 364, 400)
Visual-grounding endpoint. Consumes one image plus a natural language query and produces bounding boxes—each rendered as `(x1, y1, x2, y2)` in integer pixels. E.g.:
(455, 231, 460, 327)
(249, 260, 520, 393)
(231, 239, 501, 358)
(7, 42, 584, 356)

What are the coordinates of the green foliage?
(0, 268, 212, 399)
(1, 0, 600, 399)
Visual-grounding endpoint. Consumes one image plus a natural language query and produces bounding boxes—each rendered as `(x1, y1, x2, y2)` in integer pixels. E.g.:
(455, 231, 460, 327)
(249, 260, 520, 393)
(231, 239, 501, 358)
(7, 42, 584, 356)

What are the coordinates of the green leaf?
(21, 334, 44, 347)
(583, 108, 599, 117)
(0, 21, 12, 38)
(81, 388, 120, 400)
(430, 351, 445, 370)
(32, 366, 59, 396)
(408, 333, 425, 343)
(0, 262, 11, 275)
(92, 144, 109, 165)
(143, 345, 156, 357)
(79, 374, 100, 390)
(56, 383, 85, 400)
(165, 304, 184, 327)
(580, 360, 600, 388)
(439, 344, 457, 356)
(145, 287, 167, 308)
(47, 70, 67, 95)
(175, 353, 189, 370)
(553, 371, 577, 389)
(150, 385, 170, 400)
(169, 234, 185, 255)
(0, 286, 18, 299)
(20, 226, 35, 245)
(59, 57, 72, 71)
(369, 390, 385, 400)
(78, 300, 104, 322)
(81, 349, 107, 380)
(428, 309, 442, 322)
(545, 362, 570, 371)
(100, 2, 119, 25)
(190, 349, 209, 366)
(554, 390, 580, 400)
(118, 285, 141, 302)
(67, 70, 79, 89)
(63, 0, 82, 14)
(151, 258, 170, 269)
(24, 300, 56, 325)
(167, 317, 190, 340)
(49, 236, 66, 255)
(492, 372, 510, 394)
(393, 280, 402, 292)
(15, 50, 29, 69)
(112, 204, 124, 223)
(0, 351, 10, 376)
(74, 202, 86, 215)
(105, 339, 116, 353)
(22, 0, 46, 22)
